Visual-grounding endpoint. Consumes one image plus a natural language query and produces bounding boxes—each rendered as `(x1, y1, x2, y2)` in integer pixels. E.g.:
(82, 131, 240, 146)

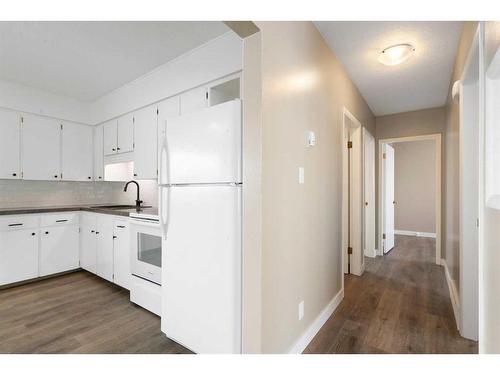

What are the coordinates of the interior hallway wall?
(375, 107, 446, 250)
(394, 140, 436, 234)
(444, 21, 478, 292)
(255, 21, 375, 353)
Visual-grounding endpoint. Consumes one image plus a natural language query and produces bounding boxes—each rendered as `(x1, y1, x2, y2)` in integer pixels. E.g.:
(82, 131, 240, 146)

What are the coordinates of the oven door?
(130, 220, 162, 285)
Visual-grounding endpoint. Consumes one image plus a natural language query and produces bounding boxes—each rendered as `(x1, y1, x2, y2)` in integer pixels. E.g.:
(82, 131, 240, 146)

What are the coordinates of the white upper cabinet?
(93, 124, 104, 181)
(117, 113, 134, 153)
(22, 115, 61, 181)
(180, 86, 208, 115)
(133, 105, 158, 180)
(61, 122, 93, 181)
(0, 108, 21, 179)
(103, 119, 118, 156)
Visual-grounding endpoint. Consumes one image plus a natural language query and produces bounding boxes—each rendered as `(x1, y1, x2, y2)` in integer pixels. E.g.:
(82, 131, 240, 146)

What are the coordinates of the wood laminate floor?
(304, 235, 478, 354)
(0, 271, 192, 354)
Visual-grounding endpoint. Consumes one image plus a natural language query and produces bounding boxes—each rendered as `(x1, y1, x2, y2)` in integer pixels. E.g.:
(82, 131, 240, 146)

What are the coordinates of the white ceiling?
(314, 21, 463, 116)
(0, 21, 230, 102)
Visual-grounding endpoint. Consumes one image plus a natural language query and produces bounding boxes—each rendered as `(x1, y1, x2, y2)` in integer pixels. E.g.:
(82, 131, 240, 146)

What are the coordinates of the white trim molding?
(288, 288, 344, 354)
(364, 248, 377, 258)
(394, 230, 436, 238)
(442, 258, 460, 331)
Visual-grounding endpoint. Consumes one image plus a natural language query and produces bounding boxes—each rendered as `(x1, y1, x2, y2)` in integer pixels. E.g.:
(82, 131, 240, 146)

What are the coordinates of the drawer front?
(0, 215, 40, 231)
(40, 212, 80, 227)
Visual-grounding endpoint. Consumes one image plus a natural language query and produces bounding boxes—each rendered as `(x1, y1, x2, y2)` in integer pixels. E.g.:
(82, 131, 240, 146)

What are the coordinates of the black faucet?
(123, 180, 143, 209)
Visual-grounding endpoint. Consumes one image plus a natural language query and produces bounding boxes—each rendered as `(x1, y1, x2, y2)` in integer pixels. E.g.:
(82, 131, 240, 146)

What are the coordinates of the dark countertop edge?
(0, 206, 135, 217)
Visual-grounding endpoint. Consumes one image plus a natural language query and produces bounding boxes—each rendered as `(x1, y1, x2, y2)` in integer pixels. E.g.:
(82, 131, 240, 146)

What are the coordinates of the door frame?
(377, 134, 442, 265)
(341, 107, 364, 278)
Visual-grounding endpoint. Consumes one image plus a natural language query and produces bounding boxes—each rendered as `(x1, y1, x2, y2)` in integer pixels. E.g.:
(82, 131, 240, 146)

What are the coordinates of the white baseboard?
(395, 229, 436, 238)
(288, 288, 344, 354)
(364, 248, 377, 258)
(442, 258, 460, 331)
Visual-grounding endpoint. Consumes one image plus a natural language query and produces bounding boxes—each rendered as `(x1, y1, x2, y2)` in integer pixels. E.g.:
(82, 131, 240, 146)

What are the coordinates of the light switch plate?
(298, 167, 305, 184)
(298, 301, 304, 320)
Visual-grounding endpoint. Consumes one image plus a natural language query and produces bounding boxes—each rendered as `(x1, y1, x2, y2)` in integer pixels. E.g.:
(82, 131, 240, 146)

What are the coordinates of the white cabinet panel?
(113, 220, 130, 289)
(96, 215, 114, 282)
(180, 86, 208, 115)
(103, 119, 117, 156)
(0, 109, 21, 179)
(117, 113, 134, 153)
(133, 105, 157, 180)
(22, 115, 61, 181)
(62, 122, 93, 181)
(80, 214, 97, 273)
(0, 229, 38, 285)
(93, 124, 104, 181)
(40, 225, 79, 276)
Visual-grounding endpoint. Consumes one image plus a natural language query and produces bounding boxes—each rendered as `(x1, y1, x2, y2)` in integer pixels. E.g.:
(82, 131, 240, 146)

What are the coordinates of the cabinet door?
(133, 105, 157, 179)
(0, 229, 38, 285)
(117, 113, 134, 153)
(61, 122, 93, 181)
(0, 109, 21, 179)
(103, 119, 118, 156)
(40, 225, 79, 276)
(180, 86, 208, 115)
(80, 214, 97, 274)
(93, 124, 104, 181)
(113, 220, 130, 289)
(22, 115, 61, 181)
(96, 215, 114, 282)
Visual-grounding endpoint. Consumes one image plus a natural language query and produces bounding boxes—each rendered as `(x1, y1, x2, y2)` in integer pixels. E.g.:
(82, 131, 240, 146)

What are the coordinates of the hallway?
(304, 235, 477, 354)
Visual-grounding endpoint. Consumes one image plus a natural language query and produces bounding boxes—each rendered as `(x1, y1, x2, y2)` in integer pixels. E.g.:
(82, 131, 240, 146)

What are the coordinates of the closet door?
(0, 109, 21, 179)
(61, 122, 93, 181)
(22, 115, 61, 181)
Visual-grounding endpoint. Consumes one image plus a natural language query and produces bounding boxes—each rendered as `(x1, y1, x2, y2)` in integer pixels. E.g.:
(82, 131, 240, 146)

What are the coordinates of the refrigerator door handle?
(159, 121, 169, 185)
(160, 187, 170, 240)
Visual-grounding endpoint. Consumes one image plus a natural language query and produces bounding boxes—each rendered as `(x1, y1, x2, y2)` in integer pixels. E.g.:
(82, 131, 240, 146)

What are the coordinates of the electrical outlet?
(298, 167, 305, 184)
(298, 301, 304, 321)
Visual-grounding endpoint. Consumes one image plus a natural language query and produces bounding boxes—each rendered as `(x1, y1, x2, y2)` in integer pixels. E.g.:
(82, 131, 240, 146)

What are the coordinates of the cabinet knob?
(12, 173, 17, 177)
(91, 230, 95, 233)
(113, 235, 117, 239)
(133, 173, 137, 177)
(88, 176, 91, 179)
(117, 147, 121, 151)
(31, 232, 36, 236)
(54, 175, 58, 178)
(112, 148, 116, 151)
(95, 231, 99, 235)
(98, 176, 102, 179)
(45, 231, 49, 234)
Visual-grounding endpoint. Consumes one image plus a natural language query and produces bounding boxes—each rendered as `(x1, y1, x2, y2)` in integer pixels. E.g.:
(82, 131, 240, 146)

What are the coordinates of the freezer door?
(160, 100, 241, 185)
(161, 185, 241, 354)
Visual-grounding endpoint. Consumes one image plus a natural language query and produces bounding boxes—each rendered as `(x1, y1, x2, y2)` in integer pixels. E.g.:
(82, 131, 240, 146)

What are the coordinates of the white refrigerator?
(159, 99, 242, 354)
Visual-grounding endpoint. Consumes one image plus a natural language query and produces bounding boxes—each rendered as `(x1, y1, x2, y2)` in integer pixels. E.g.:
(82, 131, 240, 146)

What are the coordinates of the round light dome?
(378, 43, 415, 66)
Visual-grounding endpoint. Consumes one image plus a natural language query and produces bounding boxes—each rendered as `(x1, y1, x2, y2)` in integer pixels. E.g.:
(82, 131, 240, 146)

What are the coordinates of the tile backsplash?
(0, 179, 158, 208)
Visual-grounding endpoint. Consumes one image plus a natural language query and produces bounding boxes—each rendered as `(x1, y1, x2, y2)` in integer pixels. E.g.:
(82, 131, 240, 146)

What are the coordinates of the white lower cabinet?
(113, 219, 130, 289)
(40, 224, 79, 277)
(96, 215, 114, 282)
(0, 228, 38, 285)
(80, 213, 97, 273)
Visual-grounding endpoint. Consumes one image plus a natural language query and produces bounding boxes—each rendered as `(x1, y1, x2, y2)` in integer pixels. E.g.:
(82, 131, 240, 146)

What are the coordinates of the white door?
(161, 185, 241, 354)
(113, 220, 130, 289)
(133, 105, 158, 179)
(96, 215, 114, 282)
(22, 115, 61, 181)
(363, 129, 376, 257)
(160, 100, 241, 185)
(103, 120, 117, 156)
(40, 225, 80, 276)
(0, 109, 21, 179)
(61, 122, 93, 181)
(179, 86, 208, 115)
(80, 214, 97, 273)
(93, 125, 104, 181)
(384, 144, 395, 253)
(117, 113, 134, 153)
(0, 229, 38, 285)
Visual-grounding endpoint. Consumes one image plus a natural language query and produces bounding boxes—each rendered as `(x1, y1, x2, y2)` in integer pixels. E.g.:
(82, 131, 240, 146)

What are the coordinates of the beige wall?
(483, 21, 500, 354)
(375, 107, 446, 249)
(444, 22, 478, 290)
(255, 21, 374, 353)
(394, 140, 436, 233)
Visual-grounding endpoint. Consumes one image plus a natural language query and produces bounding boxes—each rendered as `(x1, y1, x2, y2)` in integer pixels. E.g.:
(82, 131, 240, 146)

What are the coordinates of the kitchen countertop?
(0, 204, 157, 218)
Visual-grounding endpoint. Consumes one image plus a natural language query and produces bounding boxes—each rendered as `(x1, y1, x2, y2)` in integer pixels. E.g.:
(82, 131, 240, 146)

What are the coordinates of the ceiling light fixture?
(378, 43, 415, 66)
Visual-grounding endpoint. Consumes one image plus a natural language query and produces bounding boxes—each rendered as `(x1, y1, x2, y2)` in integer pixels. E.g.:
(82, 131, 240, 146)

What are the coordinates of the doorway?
(378, 134, 442, 264)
